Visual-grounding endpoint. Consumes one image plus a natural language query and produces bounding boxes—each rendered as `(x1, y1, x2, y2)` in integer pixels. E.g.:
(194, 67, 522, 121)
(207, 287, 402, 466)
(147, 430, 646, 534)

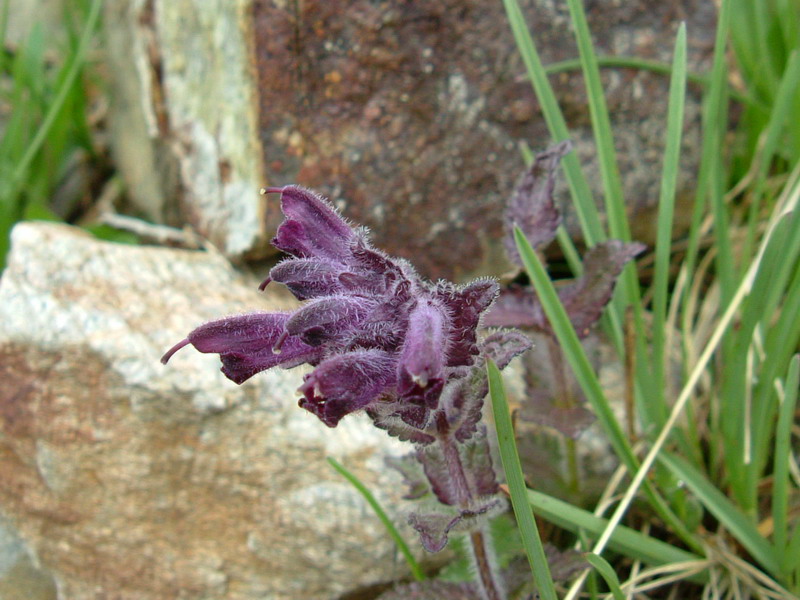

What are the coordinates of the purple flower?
(162, 185, 503, 428)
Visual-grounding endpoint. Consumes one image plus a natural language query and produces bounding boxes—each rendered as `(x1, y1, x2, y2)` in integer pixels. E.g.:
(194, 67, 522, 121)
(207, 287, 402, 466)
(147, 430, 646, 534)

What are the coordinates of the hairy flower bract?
(162, 185, 505, 429)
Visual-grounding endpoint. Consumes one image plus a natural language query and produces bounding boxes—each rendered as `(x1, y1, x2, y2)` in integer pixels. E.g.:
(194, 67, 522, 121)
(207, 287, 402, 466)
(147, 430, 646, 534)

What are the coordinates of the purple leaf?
(367, 404, 436, 444)
(417, 444, 460, 506)
(408, 499, 505, 553)
(440, 368, 489, 443)
(376, 580, 477, 600)
(397, 404, 434, 430)
(269, 185, 356, 261)
(416, 427, 498, 505)
(385, 454, 430, 500)
(484, 241, 644, 338)
(298, 349, 396, 427)
(459, 425, 500, 497)
(481, 285, 545, 329)
(434, 278, 498, 367)
(514, 334, 597, 439)
(556, 240, 645, 337)
(503, 141, 571, 266)
(408, 511, 462, 553)
(481, 329, 532, 369)
(517, 387, 595, 440)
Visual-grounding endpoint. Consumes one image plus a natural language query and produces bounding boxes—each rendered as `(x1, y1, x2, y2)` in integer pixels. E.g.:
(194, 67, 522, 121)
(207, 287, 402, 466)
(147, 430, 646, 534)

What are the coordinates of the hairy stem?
(438, 426, 473, 507)
(546, 337, 581, 495)
(546, 335, 572, 410)
(470, 529, 503, 600)
(436, 412, 505, 600)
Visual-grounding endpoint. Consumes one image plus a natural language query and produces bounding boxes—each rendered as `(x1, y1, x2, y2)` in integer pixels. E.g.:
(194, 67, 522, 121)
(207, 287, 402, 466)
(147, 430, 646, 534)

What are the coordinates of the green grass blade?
(657, 451, 782, 578)
(564, 0, 628, 243)
(503, 0, 651, 428)
(327, 457, 425, 582)
(561, 0, 653, 403)
(514, 226, 630, 464)
(706, 0, 735, 302)
(679, 1, 734, 337)
(501, 0, 605, 246)
(729, 0, 780, 98)
(514, 225, 700, 552)
(651, 24, 688, 419)
(727, 210, 800, 512)
(526, 489, 703, 570)
(584, 553, 626, 600)
(772, 355, 799, 557)
(742, 50, 800, 261)
(741, 211, 800, 352)
(487, 359, 558, 600)
(9, 0, 102, 190)
(786, 519, 800, 588)
(15, 23, 46, 99)
(0, 0, 9, 73)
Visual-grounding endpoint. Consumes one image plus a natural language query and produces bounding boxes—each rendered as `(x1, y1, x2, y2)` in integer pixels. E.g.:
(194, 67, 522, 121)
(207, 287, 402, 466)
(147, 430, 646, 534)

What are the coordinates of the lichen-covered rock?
(0, 222, 416, 600)
(104, 0, 714, 281)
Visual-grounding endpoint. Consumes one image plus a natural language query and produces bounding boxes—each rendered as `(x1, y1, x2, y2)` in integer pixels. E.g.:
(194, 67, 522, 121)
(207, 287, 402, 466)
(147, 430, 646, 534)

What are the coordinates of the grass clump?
(0, 0, 103, 268)
(491, 0, 800, 597)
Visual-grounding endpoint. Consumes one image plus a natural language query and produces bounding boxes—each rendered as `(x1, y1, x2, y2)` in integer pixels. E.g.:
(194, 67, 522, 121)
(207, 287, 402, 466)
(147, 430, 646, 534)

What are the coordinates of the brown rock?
(105, 0, 714, 280)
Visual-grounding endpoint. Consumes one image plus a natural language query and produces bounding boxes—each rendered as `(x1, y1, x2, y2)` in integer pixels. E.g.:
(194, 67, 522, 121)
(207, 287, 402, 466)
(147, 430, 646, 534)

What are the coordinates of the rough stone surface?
(105, 0, 715, 281)
(104, 0, 268, 256)
(0, 222, 419, 600)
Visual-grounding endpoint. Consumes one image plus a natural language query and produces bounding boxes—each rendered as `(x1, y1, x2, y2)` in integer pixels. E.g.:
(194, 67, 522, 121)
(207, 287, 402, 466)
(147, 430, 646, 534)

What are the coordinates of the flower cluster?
(162, 186, 526, 434)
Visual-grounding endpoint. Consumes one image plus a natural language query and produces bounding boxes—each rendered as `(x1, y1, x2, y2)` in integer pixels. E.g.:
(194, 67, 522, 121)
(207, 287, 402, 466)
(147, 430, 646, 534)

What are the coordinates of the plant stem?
(438, 425, 473, 507)
(546, 337, 581, 496)
(470, 529, 503, 600)
(436, 412, 505, 600)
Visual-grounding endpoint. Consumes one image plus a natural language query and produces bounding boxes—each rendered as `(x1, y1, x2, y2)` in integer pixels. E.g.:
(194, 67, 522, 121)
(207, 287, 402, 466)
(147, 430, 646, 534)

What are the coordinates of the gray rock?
(0, 222, 419, 600)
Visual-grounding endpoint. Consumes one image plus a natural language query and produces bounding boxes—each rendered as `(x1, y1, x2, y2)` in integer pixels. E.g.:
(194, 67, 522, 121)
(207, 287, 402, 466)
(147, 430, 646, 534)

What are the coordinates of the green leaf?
(487, 359, 558, 600)
(584, 553, 626, 600)
(327, 457, 425, 582)
(513, 225, 700, 552)
(500, 0, 605, 246)
(564, 0, 628, 243)
(526, 489, 703, 573)
(651, 23, 688, 410)
(11, 0, 102, 189)
(773, 355, 799, 557)
(657, 451, 782, 578)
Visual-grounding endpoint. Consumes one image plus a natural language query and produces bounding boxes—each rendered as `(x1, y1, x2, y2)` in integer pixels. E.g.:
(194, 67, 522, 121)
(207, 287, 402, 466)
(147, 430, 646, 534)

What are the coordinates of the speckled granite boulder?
(0, 222, 417, 600)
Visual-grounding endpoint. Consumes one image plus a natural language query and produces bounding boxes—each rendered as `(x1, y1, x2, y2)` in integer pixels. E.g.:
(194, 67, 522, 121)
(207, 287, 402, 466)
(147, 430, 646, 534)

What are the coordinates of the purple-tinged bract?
(503, 140, 570, 267)
(484, 239, 645, 338)
(162, 185, 513, 429)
